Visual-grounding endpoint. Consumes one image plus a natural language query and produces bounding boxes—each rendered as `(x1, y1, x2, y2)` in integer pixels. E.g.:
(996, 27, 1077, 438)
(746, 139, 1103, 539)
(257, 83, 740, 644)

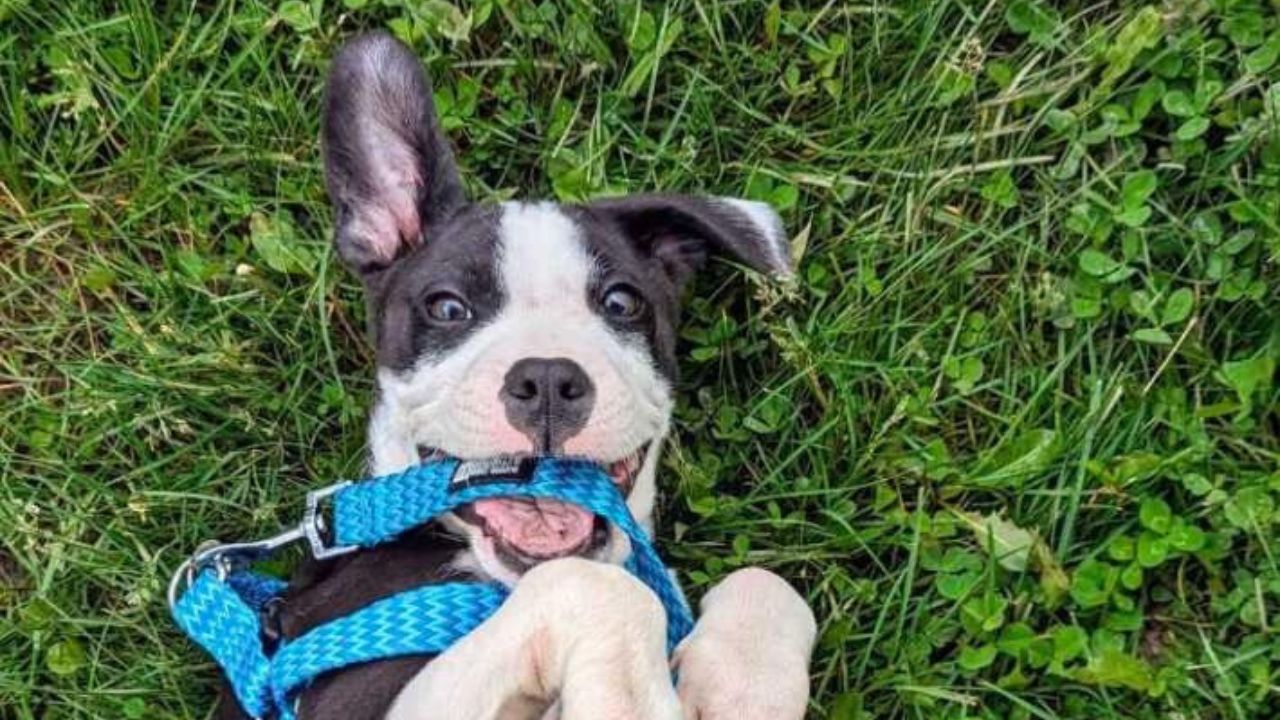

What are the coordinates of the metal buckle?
(168, 482, 356, 609)
(304, 481, 356, 560)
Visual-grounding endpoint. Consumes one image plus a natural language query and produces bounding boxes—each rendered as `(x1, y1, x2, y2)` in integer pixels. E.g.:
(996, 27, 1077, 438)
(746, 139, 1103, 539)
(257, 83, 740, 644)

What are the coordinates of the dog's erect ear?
(581, 194, 792, 287)
(322, 32, 465, 277)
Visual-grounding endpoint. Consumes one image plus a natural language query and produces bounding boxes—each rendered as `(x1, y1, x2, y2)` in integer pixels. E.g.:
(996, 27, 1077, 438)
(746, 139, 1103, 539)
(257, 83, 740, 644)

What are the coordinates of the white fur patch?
(719, 197, 791, 276)
(366, 202, 673, 585)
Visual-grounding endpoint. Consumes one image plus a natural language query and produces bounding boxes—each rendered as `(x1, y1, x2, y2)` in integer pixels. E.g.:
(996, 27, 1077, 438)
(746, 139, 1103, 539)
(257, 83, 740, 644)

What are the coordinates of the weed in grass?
(1, 1, 1278, 719)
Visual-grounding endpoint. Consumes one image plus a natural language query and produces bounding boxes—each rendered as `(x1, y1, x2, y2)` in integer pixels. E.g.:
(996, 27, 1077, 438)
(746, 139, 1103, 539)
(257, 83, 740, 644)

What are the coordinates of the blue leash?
(168, 457, 694, 720)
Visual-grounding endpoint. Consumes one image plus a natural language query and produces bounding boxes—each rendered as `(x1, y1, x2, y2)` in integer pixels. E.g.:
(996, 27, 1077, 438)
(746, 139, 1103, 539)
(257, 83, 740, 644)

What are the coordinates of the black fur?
(369, 204, 504, 371)
(578, 194, 790, 288)
(216, 530, 467, 720)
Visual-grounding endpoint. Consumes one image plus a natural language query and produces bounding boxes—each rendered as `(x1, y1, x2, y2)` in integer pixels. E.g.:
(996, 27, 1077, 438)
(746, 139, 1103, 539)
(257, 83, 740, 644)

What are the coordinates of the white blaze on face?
(368, 202, 674, 584)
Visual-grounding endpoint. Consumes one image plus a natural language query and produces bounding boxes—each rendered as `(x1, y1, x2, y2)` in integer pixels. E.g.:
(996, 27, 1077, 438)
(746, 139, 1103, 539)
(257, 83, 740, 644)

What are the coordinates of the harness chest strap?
(170, 458, 694, 720)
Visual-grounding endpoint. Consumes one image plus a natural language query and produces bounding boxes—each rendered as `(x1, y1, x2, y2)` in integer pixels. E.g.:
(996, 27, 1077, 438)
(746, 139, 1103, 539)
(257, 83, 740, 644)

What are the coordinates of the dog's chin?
(419, 442, 649, 587)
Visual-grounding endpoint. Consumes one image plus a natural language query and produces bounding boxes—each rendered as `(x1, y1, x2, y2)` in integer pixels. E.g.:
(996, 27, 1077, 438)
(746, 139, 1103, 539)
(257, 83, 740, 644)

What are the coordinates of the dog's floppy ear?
(322, 31, 465, 278)
(582, 194, 792, 287)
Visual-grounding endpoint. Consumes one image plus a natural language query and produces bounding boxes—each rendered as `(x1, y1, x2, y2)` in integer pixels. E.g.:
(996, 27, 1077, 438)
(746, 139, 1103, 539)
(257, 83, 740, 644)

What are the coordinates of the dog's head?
(322, 33, 790, 585)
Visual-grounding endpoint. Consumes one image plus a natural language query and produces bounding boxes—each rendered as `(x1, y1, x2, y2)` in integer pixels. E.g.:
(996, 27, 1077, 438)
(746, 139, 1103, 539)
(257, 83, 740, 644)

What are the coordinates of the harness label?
(449, 456, 538, 490)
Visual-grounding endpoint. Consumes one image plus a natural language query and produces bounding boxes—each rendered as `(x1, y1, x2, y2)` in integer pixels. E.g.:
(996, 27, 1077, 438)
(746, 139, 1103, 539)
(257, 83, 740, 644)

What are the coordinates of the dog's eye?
(600, 285, 645, 320)
(425, 293, 473, 323)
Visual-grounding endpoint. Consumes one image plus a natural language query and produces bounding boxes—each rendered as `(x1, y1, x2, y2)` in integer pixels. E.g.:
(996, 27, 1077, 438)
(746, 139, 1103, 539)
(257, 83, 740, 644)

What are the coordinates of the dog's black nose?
(500, 358, 595, 451)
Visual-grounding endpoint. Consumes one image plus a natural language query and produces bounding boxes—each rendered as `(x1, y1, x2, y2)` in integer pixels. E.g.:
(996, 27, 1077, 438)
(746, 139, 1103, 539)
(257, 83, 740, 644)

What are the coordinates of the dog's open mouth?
(417, 444, 648, 571)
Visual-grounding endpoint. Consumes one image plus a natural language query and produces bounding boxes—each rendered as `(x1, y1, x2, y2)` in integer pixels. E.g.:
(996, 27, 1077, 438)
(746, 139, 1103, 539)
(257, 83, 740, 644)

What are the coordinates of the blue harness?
(168, 457, 695, 720)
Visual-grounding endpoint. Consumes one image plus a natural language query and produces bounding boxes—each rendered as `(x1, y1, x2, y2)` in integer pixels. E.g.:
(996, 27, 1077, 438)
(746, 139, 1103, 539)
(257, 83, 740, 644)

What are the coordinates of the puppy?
(217, 32, 815, 720)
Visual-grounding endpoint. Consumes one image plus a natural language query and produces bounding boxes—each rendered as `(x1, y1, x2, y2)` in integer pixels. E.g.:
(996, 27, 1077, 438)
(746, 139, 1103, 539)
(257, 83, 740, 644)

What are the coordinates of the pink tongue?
(471, 498, 595, 557)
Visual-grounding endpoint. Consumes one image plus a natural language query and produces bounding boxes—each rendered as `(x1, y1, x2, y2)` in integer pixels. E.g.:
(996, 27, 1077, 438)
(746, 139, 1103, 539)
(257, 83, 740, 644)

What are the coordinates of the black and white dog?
(218, 32, 815, 720)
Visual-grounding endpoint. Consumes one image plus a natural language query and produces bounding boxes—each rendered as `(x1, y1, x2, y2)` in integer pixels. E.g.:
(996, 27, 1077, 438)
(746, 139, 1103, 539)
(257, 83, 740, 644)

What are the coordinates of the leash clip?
(168, 481, 356, 609)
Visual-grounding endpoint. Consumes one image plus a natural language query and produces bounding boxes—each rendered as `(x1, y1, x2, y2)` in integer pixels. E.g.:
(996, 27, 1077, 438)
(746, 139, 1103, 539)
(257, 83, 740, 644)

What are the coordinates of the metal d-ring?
(167, 543, 238, 611)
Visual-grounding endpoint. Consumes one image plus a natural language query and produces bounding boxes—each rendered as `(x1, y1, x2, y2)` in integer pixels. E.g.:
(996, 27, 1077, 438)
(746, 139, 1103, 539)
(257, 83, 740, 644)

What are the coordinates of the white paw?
(526, 559, 682, 720)
(674, 568, 815, 720)
(675, 634, 810, 719)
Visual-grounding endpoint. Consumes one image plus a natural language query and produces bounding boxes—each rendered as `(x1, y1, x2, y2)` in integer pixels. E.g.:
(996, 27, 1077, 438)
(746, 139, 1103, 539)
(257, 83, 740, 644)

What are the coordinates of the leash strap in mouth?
(169, 457, 694, 720)
(331, 457, 692, 647)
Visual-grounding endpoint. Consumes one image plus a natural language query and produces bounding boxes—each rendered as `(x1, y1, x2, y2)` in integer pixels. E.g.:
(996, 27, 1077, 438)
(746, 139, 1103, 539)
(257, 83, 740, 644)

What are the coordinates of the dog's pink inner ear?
(346, 129, 427, 262)
(390, 195, 423, 252)
(359, 197, 422, 263)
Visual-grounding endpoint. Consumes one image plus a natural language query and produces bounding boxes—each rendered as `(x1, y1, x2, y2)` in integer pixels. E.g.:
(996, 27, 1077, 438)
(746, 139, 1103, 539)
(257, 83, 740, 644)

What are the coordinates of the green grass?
(2, 0, 1278, 718)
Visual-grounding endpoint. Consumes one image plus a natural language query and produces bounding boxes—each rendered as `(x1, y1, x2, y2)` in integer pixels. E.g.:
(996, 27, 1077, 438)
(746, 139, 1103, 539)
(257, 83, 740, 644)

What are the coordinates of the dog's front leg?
(673, 568, 816, 720)
(386, 557, 681, 720)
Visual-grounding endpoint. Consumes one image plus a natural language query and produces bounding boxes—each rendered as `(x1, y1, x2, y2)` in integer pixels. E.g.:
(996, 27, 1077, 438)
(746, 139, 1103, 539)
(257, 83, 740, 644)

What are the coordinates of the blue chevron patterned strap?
(333, 457, 594, 546)
(170, 456, 694, 720)
(330, 458, 694, 650)
(172, 570, 277, 717)
(269, 582, 508, 707)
